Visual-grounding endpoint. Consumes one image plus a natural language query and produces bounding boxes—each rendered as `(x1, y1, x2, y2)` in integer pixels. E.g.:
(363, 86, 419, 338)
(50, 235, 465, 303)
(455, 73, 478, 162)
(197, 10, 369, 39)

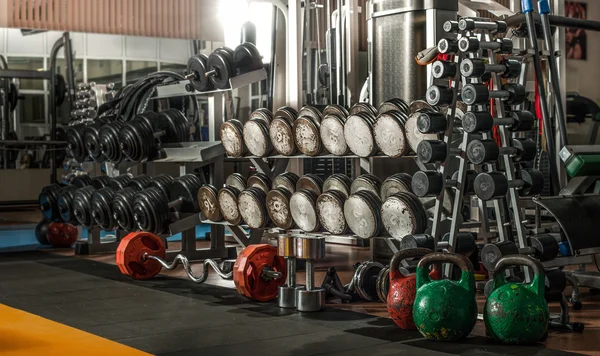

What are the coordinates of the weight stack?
(367, 0, 457, 106)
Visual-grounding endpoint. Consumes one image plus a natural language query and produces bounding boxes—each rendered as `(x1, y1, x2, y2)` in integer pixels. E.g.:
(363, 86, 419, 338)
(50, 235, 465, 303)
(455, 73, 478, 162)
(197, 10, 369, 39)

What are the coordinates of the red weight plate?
(47, 222, 78, 248)
(116, 232, 166, 280)
(233, 244, 287, 302)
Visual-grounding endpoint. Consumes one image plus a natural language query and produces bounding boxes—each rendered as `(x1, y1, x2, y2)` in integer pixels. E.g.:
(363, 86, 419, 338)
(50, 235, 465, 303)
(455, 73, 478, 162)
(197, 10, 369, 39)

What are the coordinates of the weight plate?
(113, 187, 138, 231)
(233, 244, 287, 302)
(116, 231, 166, 280)
(187, 54, 213, 92)
(320, 114, 348, 156)
(323, 174, 352, 198)
(272, 172, 299, 193)
(207, 51, 233, 89)
(351, 174, 381, 196)
(317, 190, 348, 235)
(410, 99, 438, 114)
(243, 120, 271, 157)
(344, 191, 381, 239)
(294, 116, 322, 156)
(66, 124, 88, 163)
(376, 266, 390, 302)
(170, 175, 203, 213)
(344, 114, 377, 157)
(250, 108, 274, 126)
(298, 106, 323, 125)
(373, 112, 409, 158)
(226, 173, 247, 191)
(269, 117, 296, 156)
(405, 112, 439, 154)
(290, 190, 320, 232)
(39, 183, 63, 222)
(238, 188, 268, 229)
(354, 261, 384, 301)
(379, 98, 409, 115)
(349, 102, 378, 116)
(296, 174, 323, 195)
(381, 193, 427, 239)
(274, 106, 298, 124)
(323, 104, 349, 119)
(247, 173, 271, 193)
(380, 173, 413, 201)
(198, 185, 222, 222)
(234, 42, 263, 74)
(57, 185, 78, 223)
(220, 120, 246, 157)
(266, 188, 294, 230)
(218, 186, 242, 225)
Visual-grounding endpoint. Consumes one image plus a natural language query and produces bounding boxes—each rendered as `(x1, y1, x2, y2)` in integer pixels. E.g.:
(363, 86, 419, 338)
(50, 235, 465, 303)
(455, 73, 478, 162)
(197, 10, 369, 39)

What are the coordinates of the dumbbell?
(84, 119, 110, 163)
(461, 83, 527, 106)
(437, 38, 459, 54)
(56, 176, 113, 224)
(277, 235, 306, 308)
(462, 110, 535, 133)
(399, 233, 476, 256)
(351, 261, 384, 302)
(99, 121, 124, 163)
(296, 236, 326, 312)
(460, 58, 521, 79)
(411, 170, 477, 197)
(432, 61, 457, 80)
(458, 18, 508, 33)
(466, 138, 537, 165)
(113, 175, 171, 232)
(481, 235, 559, 271)
(186, 53, 213, 92)
(133, 174, 203, 234)
(425, 85, 455, 106)
(417, 112, 447, 134)
(474, 169, 545, 201)
(443, 21, 459, 33)
(90, 174, 132, 230)
(205, 44, 263, 90)
(458, 37, 513, 54)
(416, 140, 449, 163)
(119, 109, 189, 163)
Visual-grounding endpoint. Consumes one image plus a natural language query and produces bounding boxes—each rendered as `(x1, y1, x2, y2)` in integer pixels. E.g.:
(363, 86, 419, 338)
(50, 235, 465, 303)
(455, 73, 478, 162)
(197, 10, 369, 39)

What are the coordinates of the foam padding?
(0, 304, 150, 356)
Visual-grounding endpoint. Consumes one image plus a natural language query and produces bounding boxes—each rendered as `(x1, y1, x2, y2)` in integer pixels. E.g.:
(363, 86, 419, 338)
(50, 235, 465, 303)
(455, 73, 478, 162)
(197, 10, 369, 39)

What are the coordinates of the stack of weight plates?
(344, 111, 379, 157)
(247, 173, 272, 193)
(381, 192, 428, 239)
(220, 119, 246, 157)
(218, 186, 243, 225)
(225, 173, 247, 192)
(290, 189, 320, 232)
(320, 104, 350, 156)
(238, 187, 269, 229)
(272, 172, 299, 193)
(351, 174, 382, 196)
(373, 110, 410, 158)
(294, 106, 323, 156)
(322, 174, 352, 197)
(296, 174, 324, 195)
(270, 106, 298, 156)
(378, 98, 410, 115)
(198, 184, 222, 222)
(266, 187, 294, 230)
(344, 190, 383, 239)
(243, 109, 274, 157)
(380, 173, 413, 200)
(316, 190, 348, 234)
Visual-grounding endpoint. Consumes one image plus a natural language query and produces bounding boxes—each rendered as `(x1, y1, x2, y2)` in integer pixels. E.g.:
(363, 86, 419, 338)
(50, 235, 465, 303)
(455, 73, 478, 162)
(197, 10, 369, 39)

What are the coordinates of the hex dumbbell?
(460, 58, 521, 79)
(474, 169, 545, 201)
(296, 236, 326, 312)
(462, 110, 535, 133)
(432, 60, 457, 79)
(458, 37, 513, 54)
(481, 235, 559, 271)
(466, 138, 537, 165)
(461, 83, 527, 106)
(277, 235, 306, 308)
(458, 19, 508, 33)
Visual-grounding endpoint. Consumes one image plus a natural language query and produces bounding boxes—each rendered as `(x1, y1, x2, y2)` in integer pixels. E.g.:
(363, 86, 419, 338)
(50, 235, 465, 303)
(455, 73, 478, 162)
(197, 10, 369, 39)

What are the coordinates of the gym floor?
(0, 236, 598, 356)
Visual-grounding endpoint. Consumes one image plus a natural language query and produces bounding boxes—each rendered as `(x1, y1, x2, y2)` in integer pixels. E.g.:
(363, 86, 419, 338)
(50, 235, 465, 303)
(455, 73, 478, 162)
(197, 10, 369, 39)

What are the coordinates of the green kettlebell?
(413, 252, 477, 341)
(484, 255, 549, 344)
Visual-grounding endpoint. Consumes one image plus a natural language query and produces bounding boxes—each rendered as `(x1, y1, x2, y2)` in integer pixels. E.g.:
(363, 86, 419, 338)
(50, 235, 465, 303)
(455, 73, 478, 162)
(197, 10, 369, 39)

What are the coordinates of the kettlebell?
(484, 255, 549, 344)
(387, 248, 438, 330)
(413, 252, 477, 341)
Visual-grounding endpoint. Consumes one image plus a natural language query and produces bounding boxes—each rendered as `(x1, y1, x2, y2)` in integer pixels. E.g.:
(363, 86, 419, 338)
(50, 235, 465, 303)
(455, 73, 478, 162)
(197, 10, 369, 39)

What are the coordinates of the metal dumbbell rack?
(78, 69, 269, 261)
(428, 20, 530, 279)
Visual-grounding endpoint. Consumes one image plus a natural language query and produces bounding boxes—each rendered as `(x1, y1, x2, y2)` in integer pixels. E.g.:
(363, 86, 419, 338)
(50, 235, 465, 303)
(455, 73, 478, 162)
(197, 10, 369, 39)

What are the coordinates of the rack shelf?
(153, 69, 268, 99)
(155, 142, 225, 163)
(236, 154, 416, 159)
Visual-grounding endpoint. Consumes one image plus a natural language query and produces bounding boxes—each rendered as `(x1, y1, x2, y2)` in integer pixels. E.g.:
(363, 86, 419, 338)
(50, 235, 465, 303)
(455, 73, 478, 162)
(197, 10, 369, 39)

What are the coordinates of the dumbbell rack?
(427, 20, 530, 279)
(87, 68, 270, 261)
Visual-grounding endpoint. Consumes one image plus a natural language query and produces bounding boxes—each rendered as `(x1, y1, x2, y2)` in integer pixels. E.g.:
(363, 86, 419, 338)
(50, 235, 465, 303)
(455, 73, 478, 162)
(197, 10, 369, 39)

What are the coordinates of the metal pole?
(305, 0, 313, 104)
(49, 35, 65, 184)
(522, 0, 560, 195)
(539, 0, 568, 147)
(335, 0, 344, 105)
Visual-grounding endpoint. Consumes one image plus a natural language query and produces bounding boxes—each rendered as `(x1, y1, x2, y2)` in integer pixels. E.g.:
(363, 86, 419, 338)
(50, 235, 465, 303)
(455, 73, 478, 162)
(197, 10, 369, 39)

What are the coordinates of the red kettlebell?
(47, 222, 78, 248)
(387, 248, 440, 330)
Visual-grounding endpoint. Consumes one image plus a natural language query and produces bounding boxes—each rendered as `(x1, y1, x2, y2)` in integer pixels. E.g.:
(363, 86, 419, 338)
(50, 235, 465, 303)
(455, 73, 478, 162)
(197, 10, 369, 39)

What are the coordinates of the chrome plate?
(317, 193, 347, 235)
(247, 175, 270, 193)
(296, 176, 322, 195)
(294, 117, 321, 156)
(381, 195, 418, 239)
(198, 186, 221, 221)
(243, 120, 270, 157)
(270, 117, 295, 156)
(380, 177, 412, 200)
(238, 191, 266, 229)
(344, 115, 375, 157)
(225, 173, 246, 192)
(405, 112, 439, 154)
(373, 113, 408, 158)
(344, 195, 378, 239)
(290, 192, 319, 232)
(218, 188, 241, 225)
(320, 115, 348, 156)
(220, 122, 244, 157)
(266, 190, 293, 229)
(272, 176, 296, 193)
(323, 176, 351, 197)
(350, 178, 379, 196)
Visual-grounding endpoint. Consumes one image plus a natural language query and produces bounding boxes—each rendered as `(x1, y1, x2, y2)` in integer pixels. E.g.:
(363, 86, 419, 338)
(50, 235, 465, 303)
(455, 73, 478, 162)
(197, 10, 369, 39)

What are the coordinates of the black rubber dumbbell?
(205, 47, 236, 89)
(438, 38, 459, 54)
(474, 169, 545, 201)
(443, 21, 459, 33)
(458, 19, 508, 33)
(417, 140, 447, 164)
(186, 53, 213, 92)
(466, 138, 537, 165)
(417, 112, 447, 134)
(426, 85, 454, 106)
(411, 171, 444, 197)
(450, 170, 478, 195)
(458, 37, 513, 54)
(460, 58, 521, 79)
(233, 42, 263, 75)
(432, 60, 457, 79)
(462, 110, 535, 133)
(461, 83, 527, 106)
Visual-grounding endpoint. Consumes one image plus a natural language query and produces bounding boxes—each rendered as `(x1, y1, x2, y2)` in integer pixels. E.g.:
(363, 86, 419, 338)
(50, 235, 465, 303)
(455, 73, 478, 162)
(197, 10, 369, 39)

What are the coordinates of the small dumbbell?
(481, 234, 559, 271)
(458, 19, 508, 33)
(417, 112, 447, 134)
(458, 37, 513, 54)
(426, 85, 455, 106)
(449, 170, 478, 195)
(277, 235, 306, 308)
(437, 38, 459, 54)
(460, 58, 521, 79)
(461, 83, 527, 106)
(411, 171, 443, 197)
(466, 138, 536, 165)
(417, 140, 449, 164)
(462, 110, 535, 133)
(432, 60, 457, 79)
(296, 236, 326, 312)
(443, 21, 459, 33)
(474, 169, 545, 201)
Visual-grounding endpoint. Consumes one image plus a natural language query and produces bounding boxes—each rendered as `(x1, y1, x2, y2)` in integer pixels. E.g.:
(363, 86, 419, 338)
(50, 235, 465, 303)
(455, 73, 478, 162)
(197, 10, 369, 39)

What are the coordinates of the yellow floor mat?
(0, 304, 150, 356)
